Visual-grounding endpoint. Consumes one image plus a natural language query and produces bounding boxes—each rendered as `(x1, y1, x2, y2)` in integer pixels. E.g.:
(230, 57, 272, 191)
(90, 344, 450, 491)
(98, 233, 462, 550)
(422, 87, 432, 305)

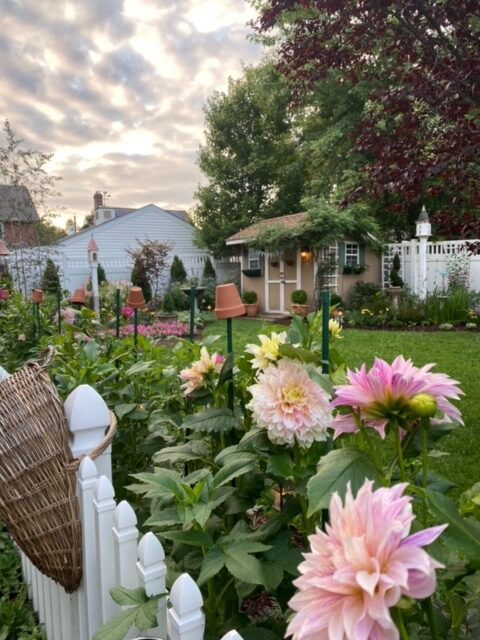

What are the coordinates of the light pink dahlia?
(287, 480, 446, 640)
(179, 346, 225, 395)
(330, 355, 463, 439)
(246, 359, 332, 446)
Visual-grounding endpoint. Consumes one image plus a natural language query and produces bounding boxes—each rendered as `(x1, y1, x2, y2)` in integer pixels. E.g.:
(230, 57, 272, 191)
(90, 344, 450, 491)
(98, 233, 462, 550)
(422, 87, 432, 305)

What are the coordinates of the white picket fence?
(18, 383, 244, 640)
(383, 239, 480, 294)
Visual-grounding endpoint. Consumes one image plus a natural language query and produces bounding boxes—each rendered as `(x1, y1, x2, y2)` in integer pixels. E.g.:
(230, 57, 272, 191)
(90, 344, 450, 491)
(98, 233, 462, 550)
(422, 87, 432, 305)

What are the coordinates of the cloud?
(0, 0, 262, 223)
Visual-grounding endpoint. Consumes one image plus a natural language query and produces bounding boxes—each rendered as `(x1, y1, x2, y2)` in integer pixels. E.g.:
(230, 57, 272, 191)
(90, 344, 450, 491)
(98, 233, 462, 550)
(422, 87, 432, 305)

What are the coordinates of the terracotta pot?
(31, 289, 44, 304)
(214, 283, 245, 319)
(68, 288, 86, 305)
(290, 303, 308, 317)
(245, 303, 259, 317)
(127, 286, 146, 310)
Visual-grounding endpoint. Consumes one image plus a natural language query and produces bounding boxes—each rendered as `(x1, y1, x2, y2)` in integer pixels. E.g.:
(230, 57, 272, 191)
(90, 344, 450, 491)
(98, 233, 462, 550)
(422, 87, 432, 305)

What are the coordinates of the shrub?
(97, 263, 108, 285)
(202, 256, 216, 280)
(291, 289, 307, 304)
(162, 291, 176, 313)
(170, 255, 187, 283)
(242, 290, 258, 304)
(389, 252, 404, 287)
(41, 258, 60, 293)
(425, 288, 471, 325)
(163, 283, 189, 311)
(198, 277, 216, 311)
(447, 253, 469, 290)
(329, 293, 343, 307)
(348, 281, 386, 310)
(131, 257, 152, 302)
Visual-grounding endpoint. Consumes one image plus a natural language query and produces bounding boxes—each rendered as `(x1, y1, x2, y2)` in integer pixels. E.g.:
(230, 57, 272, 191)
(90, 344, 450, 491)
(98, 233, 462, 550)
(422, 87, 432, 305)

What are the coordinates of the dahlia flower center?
(282, 384, 306, 407)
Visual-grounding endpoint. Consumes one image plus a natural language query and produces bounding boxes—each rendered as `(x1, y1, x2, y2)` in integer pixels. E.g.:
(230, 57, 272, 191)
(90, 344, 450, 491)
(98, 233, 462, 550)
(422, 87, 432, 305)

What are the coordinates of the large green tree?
(194, 64, 305, 256)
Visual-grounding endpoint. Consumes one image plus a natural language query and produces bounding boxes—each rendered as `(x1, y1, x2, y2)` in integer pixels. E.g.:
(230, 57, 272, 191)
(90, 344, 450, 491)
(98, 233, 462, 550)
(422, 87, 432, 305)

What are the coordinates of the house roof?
(226, 212, 308, 245)
(0, 185, 39, 222)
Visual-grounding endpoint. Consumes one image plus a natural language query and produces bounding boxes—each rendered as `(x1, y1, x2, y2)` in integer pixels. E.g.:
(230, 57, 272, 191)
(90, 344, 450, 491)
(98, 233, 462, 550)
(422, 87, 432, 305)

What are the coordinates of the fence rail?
(18, 384, 243, 640)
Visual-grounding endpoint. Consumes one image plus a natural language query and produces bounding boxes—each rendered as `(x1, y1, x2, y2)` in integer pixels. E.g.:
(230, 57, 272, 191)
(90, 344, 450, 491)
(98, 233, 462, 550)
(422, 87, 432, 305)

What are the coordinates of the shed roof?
(226, 212, 307, 245)
(0, 185, 39, 222)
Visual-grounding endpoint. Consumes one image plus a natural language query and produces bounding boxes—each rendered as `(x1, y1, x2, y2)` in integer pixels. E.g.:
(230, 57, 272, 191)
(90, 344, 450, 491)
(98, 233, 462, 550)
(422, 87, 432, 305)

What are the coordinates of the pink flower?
(247, 359, 332, 447)
(121, 305, 134, 319)
(179, 346, 225, 395)
(60, 307, 77, 325)
(0, 288, 8, 300)
(287, 480, 447, 640)
(330, 355, 463, 439)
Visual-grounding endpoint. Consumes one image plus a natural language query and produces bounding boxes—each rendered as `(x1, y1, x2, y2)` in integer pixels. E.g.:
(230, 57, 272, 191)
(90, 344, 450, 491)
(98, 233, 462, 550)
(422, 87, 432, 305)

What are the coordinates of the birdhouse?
(87, 236, 99, 265)
(416, 205, 431, 239)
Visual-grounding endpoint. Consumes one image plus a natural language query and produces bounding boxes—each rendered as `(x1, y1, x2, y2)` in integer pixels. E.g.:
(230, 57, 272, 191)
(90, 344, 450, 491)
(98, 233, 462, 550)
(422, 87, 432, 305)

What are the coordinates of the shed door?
(265, 249, 299, 313)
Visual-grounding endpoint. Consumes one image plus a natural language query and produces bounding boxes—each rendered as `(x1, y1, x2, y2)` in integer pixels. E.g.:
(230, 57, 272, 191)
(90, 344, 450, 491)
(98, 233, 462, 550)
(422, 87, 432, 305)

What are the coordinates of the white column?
(409, 239, 418, 295)
(418, 236, 428, 300)
(91, 263, 100, 318)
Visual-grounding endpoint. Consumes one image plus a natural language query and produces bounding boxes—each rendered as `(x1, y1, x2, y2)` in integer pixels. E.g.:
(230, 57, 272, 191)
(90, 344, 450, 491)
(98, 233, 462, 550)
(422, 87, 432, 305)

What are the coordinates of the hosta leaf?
(307, 448, 379, 515)
(182, 407, 241, 432)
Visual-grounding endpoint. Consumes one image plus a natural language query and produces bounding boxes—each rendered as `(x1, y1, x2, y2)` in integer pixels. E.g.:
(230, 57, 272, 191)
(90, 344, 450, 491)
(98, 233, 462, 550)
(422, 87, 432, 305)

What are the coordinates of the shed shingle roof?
(226, 212, 308, 244)
(0, 185, 39, 222)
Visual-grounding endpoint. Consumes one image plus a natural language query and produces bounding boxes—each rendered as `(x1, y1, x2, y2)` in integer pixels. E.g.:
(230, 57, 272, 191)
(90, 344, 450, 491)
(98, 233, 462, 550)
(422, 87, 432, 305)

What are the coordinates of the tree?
(254, 1, 480, 235)
(41, 258, 61, 293)
(97, 263, 108, 286)
(81, 213, 95, 230)
(34, 219, 67, 245)
(170, 255, 187, 283)
(127, 239, 172, 301)
(194, 63, 305, 256)
(202, 256, 216, 280)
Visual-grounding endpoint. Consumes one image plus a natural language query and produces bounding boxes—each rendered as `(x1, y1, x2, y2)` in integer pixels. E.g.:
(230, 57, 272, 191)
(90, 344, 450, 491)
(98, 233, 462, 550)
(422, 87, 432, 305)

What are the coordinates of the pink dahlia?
(287, 480, 446, 640)
(330, 355, 463, 439)
(121, 305, 134, 319)
(179, 346, 225, 395)
(246, 359, 332, 447)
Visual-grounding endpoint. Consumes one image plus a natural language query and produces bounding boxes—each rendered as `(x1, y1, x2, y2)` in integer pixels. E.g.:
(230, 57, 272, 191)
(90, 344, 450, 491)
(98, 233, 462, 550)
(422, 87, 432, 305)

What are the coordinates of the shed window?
(345, 242, 360, 265)
(247, 248, 261, 270)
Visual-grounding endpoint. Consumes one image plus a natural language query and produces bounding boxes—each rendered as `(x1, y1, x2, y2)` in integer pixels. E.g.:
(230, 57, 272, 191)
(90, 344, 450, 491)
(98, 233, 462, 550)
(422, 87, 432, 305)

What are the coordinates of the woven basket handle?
(66, 411, 117, 472)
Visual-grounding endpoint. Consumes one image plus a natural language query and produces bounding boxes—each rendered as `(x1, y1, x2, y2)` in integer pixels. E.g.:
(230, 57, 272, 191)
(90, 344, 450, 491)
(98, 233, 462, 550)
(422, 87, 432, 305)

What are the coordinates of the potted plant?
(387, 252, 404, 311)
(290, 289, 308, 316)
(242, 290, 259, 317)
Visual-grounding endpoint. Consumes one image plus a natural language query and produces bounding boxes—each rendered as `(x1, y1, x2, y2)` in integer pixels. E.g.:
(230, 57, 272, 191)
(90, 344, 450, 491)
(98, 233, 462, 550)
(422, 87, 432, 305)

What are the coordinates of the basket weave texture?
(0, 363, 82, 593)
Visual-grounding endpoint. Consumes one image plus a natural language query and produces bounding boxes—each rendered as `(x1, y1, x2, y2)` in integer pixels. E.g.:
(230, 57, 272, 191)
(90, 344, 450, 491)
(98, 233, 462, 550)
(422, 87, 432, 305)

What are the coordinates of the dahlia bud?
(408, 393, 437, 418)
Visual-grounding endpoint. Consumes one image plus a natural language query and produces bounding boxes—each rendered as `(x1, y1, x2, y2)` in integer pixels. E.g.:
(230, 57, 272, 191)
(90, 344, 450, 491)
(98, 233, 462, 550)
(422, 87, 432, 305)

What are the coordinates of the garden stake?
(189, 284, 196, 342)
(226, 317, 234, 410)
(56, 288, 62, 333)
(321, 289, 330, 373)
(115, 287, 120, 339)
(134, 308, 138, 354)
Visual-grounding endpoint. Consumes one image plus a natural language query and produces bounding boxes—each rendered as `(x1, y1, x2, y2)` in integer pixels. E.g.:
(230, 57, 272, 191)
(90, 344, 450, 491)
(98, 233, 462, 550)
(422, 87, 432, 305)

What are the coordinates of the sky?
(0, 0, 263, 225)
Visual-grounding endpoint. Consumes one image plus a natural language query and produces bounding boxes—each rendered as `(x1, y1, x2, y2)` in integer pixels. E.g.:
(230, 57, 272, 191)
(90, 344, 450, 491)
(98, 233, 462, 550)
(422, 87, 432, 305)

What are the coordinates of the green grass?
(205, 320, 480, 493)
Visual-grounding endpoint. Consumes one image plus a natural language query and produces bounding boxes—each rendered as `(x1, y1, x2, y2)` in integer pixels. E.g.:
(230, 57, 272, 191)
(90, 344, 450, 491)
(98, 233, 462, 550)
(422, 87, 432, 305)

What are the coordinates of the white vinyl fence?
(383, 239, 480, 295)
(18, 384, 243, 640)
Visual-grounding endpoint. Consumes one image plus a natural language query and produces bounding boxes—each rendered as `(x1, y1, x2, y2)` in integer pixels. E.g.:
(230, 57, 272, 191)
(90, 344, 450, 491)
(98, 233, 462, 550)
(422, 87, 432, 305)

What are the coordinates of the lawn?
(205, 319, 480, 493)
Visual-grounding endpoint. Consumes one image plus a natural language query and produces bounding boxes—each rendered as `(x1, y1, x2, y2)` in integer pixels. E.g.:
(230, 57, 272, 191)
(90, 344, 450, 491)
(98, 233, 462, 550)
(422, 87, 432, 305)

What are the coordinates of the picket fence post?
(137, 532, 168, 637)
(113, 501, 139, 589)
(168, 573, 205, 640)
(94, 475, 118, 624)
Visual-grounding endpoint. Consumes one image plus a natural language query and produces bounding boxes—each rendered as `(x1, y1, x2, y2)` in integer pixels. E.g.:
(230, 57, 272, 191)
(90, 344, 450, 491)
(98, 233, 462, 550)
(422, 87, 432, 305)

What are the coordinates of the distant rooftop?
(0, 185, 39, 222)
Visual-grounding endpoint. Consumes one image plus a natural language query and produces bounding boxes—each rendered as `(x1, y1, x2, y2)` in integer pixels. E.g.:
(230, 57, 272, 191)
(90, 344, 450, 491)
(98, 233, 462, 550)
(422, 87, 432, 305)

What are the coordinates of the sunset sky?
(0, 0, 262, 224)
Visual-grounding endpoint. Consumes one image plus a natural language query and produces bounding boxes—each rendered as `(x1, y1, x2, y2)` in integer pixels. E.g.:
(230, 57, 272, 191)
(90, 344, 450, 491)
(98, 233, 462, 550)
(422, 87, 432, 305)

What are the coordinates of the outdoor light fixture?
(300, 248, 312, 261)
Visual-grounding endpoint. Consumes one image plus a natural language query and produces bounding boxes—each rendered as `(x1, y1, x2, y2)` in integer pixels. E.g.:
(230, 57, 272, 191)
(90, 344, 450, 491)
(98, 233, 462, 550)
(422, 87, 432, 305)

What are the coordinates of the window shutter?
(359, 243, 366, 266)
(338, 242, 346, 267)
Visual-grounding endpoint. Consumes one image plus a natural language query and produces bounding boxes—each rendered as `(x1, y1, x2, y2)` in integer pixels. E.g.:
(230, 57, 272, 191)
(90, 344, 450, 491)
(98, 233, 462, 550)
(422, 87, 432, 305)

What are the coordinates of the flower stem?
(421, 418, 429, 526)
(394, 425, 407, 482)
(423, 598, 440, 640)
(392, 607, 409, 640)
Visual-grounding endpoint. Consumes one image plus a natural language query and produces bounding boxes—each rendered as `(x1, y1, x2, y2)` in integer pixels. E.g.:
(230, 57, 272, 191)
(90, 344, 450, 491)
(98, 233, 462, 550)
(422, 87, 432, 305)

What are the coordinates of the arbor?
(194, 64, 305, 256)
(255, 1, 480, 235)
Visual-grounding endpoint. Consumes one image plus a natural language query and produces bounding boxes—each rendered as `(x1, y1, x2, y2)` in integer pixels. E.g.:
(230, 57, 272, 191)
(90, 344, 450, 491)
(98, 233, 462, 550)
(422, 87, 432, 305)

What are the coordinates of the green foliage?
(93, 587, 162, 640)
(162, 291, 175, 313)
(242, 290, 258, 304)
(389, 252, 404, 287)
(291, 289, 307, 304)
(170, 255, 187, 283)
(425, 289, 472, 325)
(163, 283, 188, 311)
(41, 258, 60, 293)
(97, 263, 108, 286)
(202, 256, 216, 280)
(131, 257, 152, 302)
(348, 281, 385, 310)
(197, 277, 216, 311)
(194, 63, 305, 256)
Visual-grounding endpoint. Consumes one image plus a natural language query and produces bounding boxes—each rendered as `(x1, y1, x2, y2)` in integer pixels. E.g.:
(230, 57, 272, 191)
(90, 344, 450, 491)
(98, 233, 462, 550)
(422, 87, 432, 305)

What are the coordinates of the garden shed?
(226, 212, 382, 314)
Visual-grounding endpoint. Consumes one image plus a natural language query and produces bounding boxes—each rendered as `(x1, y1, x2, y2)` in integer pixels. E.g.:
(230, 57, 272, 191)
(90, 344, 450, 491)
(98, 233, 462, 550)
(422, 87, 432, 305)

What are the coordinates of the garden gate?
(18, 383, 244, 640)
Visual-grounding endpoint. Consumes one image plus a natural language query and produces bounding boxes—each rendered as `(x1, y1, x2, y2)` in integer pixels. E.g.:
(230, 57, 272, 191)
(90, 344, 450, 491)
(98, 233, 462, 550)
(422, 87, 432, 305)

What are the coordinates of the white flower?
(245, 331, 288, 370)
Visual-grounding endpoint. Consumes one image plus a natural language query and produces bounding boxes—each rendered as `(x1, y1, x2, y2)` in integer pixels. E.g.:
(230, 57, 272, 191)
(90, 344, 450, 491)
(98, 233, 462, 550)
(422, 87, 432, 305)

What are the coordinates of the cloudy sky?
(0, 0, 262, 225)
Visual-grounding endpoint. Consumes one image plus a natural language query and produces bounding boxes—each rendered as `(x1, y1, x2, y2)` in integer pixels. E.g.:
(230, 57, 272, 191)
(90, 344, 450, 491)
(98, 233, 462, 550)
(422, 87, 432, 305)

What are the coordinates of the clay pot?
(68, 288, 86, 305)
(31, 289, 44, 304)
(127, 286, 146, 310)
(245, 303, 259, 317)
(214, 284, 245, 319)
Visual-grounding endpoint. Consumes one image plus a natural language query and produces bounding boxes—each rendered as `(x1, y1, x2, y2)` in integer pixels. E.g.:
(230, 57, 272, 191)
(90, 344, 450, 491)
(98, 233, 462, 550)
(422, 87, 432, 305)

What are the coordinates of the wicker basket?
(0, 352, 116, 593)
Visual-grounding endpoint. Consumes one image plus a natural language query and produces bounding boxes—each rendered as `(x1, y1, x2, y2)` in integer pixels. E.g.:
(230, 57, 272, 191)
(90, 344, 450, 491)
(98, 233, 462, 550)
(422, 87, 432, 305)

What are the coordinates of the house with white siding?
(7, 195, 211, 295)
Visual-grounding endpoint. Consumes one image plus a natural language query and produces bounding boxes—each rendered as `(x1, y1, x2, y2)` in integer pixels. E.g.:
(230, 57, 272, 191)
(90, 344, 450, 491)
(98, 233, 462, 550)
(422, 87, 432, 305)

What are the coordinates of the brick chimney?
(93, 191, 103, 210)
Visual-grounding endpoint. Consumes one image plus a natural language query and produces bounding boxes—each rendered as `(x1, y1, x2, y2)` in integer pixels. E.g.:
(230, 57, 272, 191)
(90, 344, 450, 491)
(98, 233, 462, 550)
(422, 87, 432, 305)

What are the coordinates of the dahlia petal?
(404, 524, 447, 548)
